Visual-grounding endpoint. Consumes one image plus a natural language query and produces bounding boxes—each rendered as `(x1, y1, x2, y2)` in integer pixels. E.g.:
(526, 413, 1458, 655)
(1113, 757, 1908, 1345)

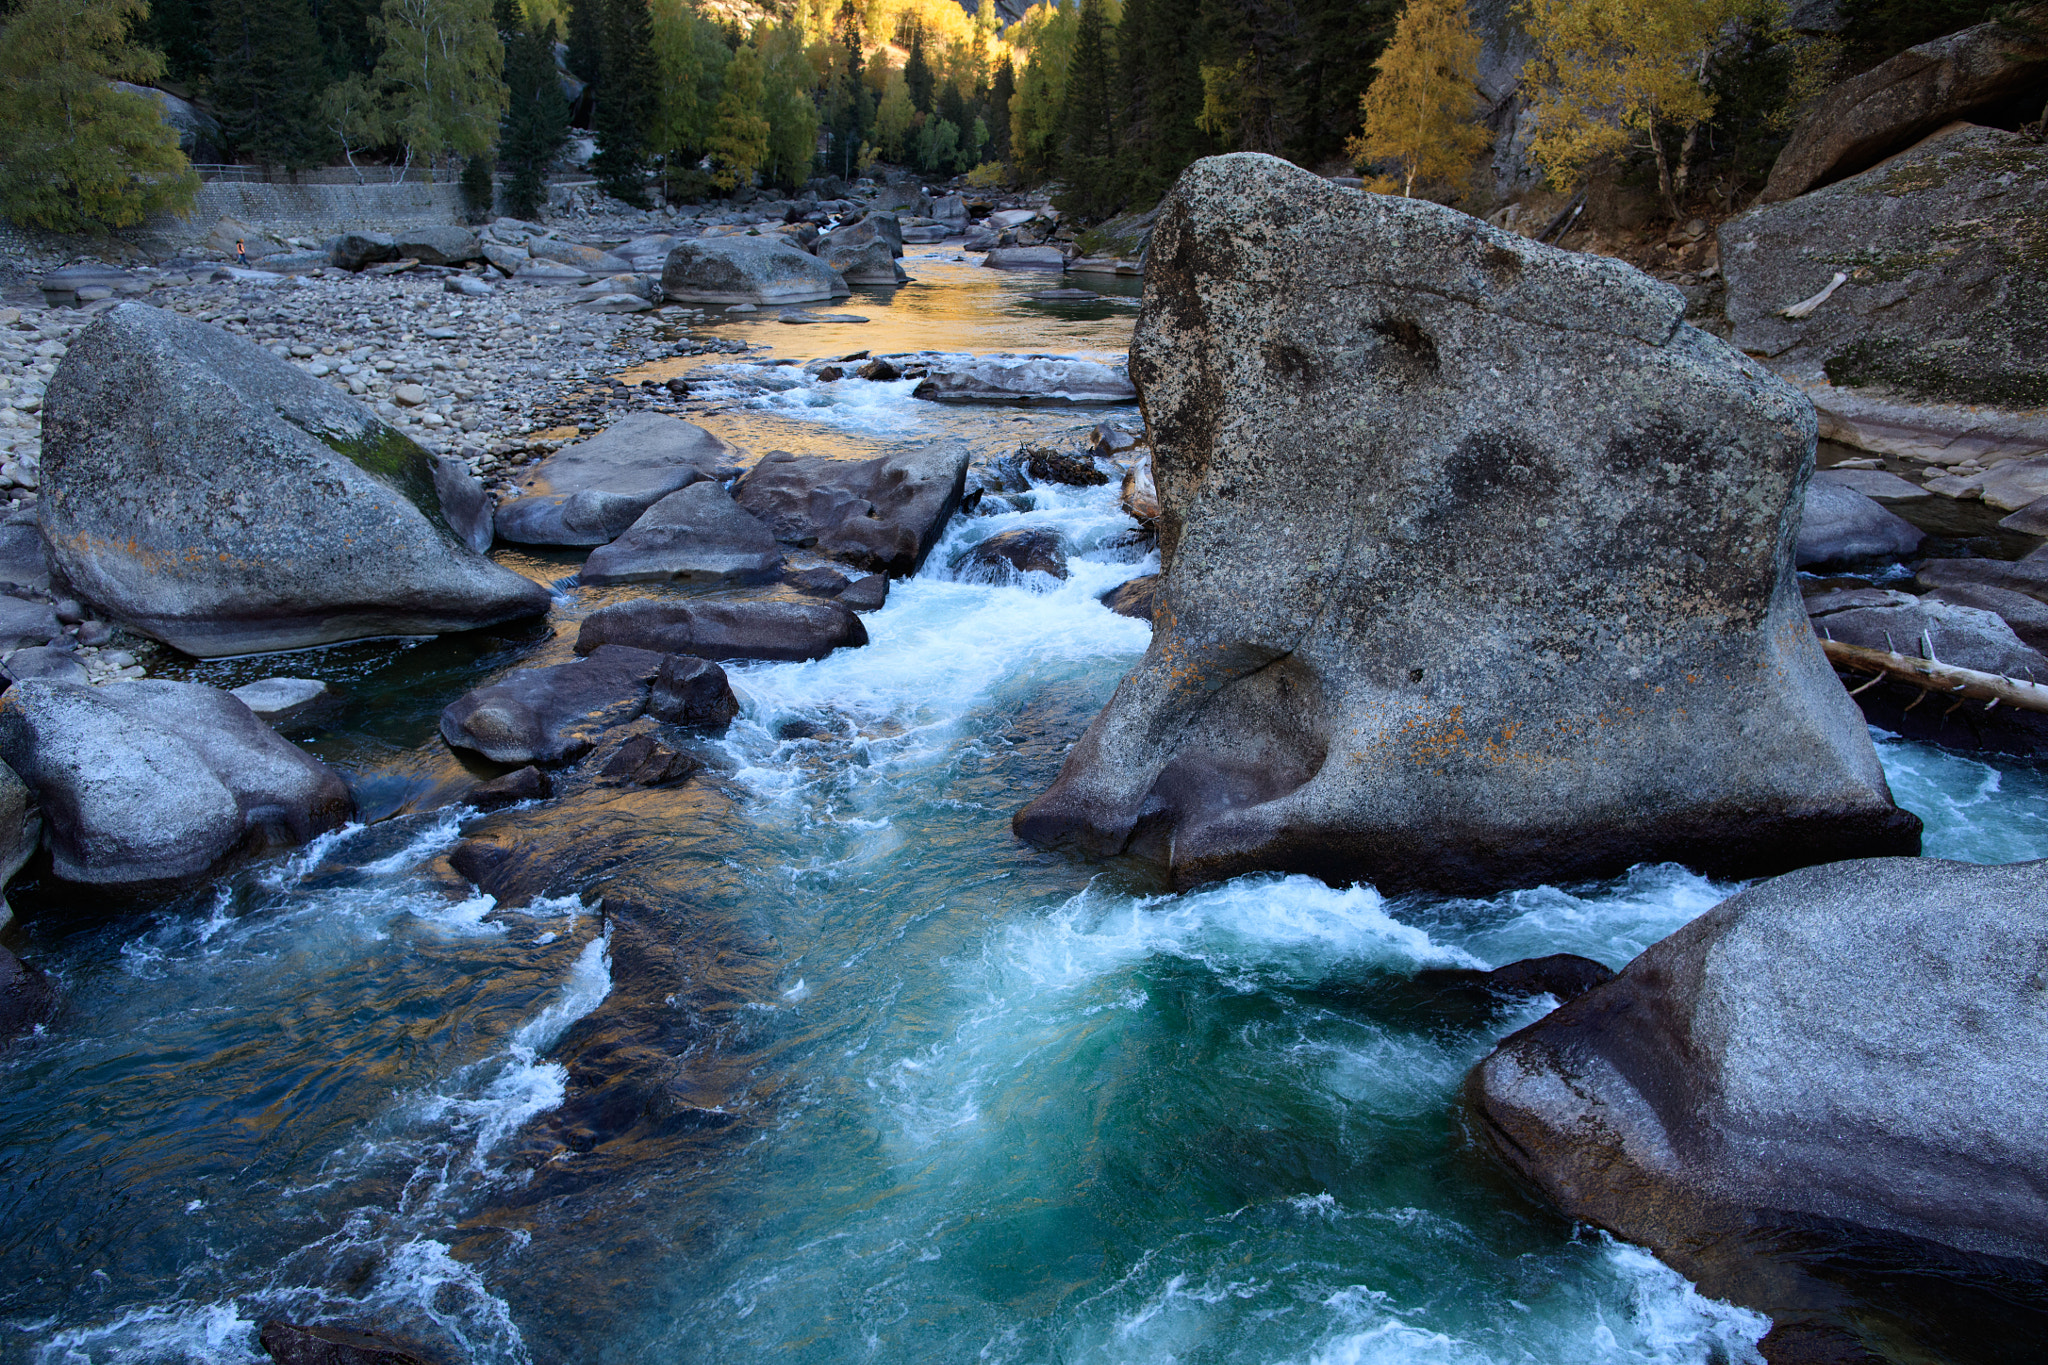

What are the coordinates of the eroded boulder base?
(1015, 154, 1918, 895)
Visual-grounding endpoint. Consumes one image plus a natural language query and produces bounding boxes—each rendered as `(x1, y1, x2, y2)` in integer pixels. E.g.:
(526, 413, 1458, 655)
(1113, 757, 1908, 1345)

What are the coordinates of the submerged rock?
(1467, 857, 2048, 1338)
(647, 654, 739, 728)
(661, 236, 852, 305)
(0, 680, 352, 889)
(494, 413, 745, 548)
(580, 481, 781, 586)
(955, 527, 1071, 583)
(0, 945, 55, 1037)
(229, 677, 332, 724)
(599, 734, 702, 787)
(911, 355, 1136, 405)
(467, 764, 551, 810)
(439, 644, 670, 765)
(1414, 954, 1615, 1002)
(735, 445, 968, 577)
(1099, 574, 1158, 620)
(576, 597, 867, 663)
(38, 304, 549, 658)
(258, 1319, 432, 1365)
(1015, 154, 1918, 894)
(0, 759, 39, 926)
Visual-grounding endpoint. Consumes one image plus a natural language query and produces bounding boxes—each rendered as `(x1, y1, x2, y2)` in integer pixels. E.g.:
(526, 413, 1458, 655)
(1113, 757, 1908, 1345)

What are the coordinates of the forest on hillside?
(0, 0, 2023, 233)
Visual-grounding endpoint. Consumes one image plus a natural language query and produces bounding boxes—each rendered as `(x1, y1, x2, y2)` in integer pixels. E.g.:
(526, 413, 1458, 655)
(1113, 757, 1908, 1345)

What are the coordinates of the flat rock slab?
(662, 237, 852, 305)
(735, 444, 968, 577)
(1015, 154, 1917, 895)
(39, 304, 547, 657)
(1467, 857, 2048, 1340)
(1796, 479, 1924, 567)
(982, 247, 1066, 270)
(911, 355, 1136, 405)
(439, 644, 671, 765)
(580, 480, 781, 586)
(576, 597, 867, 663)
(230, 677, 332, 723)
(0, 679, 352, 888)
(494, 412, 745, 548)
(1029, 289, 1100, 301)
(778, 311, 869, 324)
(1812, 467, 1925, 501)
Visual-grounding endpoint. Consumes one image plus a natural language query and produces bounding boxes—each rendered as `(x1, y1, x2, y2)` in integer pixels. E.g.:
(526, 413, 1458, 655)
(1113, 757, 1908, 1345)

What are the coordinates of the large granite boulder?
(1794, 478, 1923, 566)
(576, 597, 867, 663)
(330, 232, 398, 271)
(911, 355, 1137, 405)
(1466, 857, 2048, 1336)
(580, 480, 781, 586)
(1015, 154, 1918, 895)
(0, 760, 39, 927)
(493, 413, 745, 547)
(1720, 124, 2047, 410)
(38, 305, 549, 657)
(661, 237, 852, 305)
(440, 644, 669, 765)
(817, 215, 908, 285)
(0, 680, 352, 888)
(392, 226, 482, 266)
(1759, 13, 2048, 202)
(735, 444, 969, 577)
(531, 239, 632, 274)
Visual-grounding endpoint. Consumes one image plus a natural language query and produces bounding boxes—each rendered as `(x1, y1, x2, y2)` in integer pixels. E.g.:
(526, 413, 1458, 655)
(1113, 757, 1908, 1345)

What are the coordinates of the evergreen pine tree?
(1287, 0, 1400, 168)
(210, 0, 333, 172)
(591, 0, 655, 203)
(0, 0, 200, 229)
(937, 74, 967, 133)
(565, 0, 604, 84)
(1131, 0, 1211, 201)
(317, 0, 388, 78)
(137, 0, 214, 87)
(1053, 0, 1119, 220)
(821, 0, 870, 179)
(988, 55, 1014, 163)
(500, 16, 569, 216)
(461, 151, 496, 218)
(904, 23, 935, 114)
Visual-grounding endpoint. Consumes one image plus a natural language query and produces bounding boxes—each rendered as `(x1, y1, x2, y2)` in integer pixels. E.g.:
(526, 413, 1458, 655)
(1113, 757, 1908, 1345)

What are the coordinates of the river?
(4, 251, 2044, 1365)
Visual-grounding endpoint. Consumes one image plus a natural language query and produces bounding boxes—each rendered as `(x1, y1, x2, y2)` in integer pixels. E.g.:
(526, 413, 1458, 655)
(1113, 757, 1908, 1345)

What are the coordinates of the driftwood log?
(1821, 639, 2048, 716)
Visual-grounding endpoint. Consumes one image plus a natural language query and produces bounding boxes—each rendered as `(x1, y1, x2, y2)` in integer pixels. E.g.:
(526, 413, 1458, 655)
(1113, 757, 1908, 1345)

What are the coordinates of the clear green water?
(4, 253, 2042, 1365)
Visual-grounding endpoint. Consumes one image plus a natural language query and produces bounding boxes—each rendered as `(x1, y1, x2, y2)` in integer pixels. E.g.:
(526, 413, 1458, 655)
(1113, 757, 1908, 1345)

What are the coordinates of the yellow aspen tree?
(1348, 0, 1490, 198)
(1520, 0, 1765, 220)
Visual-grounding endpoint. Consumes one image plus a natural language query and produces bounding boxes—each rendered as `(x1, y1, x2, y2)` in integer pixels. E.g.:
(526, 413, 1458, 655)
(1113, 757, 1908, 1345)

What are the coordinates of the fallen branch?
(1780, 271, 1848, 319)
(1820, 639, 2048, 715)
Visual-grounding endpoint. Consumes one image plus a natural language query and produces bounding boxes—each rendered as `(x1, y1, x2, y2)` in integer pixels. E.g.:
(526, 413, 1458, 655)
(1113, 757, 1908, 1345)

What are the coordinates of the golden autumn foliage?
(1346, 0, 1490, 198)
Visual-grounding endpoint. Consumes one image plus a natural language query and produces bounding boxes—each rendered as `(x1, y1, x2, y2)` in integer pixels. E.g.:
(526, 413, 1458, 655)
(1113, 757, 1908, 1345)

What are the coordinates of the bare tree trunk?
(1644, 116, 1680, 223)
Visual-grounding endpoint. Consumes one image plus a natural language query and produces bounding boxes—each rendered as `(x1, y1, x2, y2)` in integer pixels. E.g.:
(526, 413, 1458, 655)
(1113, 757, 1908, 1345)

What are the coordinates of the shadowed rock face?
(37, 305, 550, 658)
(1014, 154, 1918, 895)
(494, 413, 746, 548)
(1466, 857, 2048, 1349)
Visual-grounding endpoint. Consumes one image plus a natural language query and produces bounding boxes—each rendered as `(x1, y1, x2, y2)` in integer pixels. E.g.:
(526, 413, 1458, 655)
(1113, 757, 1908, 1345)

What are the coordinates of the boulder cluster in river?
(0, 78, 2045, 1357)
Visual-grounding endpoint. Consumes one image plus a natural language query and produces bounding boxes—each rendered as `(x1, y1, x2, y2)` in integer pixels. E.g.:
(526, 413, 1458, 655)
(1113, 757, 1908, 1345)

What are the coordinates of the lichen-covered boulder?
(1721, 125, 2047, 410)
(39, 304, 549, 658)
(1015, 154, 1919, 894)
(662, 236, 852, 305)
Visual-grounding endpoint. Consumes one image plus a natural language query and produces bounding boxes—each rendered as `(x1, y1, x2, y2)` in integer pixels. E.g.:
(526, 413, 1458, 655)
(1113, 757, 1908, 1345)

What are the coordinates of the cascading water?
(4, 253, 2041, 1365)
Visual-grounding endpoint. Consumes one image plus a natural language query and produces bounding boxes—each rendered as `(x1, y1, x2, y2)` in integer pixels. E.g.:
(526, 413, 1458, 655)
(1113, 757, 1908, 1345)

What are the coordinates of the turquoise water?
(3, 255, 2041, 1364)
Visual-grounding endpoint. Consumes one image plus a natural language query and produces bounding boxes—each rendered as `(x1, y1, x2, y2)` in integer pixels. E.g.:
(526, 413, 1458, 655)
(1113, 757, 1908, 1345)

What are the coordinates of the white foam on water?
(34, 1298, 265, 1365)
(1424, 862, 1739, 972)
(1875, 730, 2048, 863)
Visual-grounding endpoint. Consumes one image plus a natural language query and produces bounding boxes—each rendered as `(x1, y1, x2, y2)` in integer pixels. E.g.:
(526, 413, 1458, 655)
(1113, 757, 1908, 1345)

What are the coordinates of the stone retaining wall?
(148, 182, 471, 245)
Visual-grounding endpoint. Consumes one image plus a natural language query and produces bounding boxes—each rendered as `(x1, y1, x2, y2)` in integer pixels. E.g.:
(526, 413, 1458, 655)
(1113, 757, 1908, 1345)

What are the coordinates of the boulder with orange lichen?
(1013, 154, 1920, 894)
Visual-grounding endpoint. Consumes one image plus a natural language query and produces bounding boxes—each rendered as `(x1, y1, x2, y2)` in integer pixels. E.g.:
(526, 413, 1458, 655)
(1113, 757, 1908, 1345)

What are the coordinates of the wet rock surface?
(1467, 856, 2048, 1354)
(1016, 154, 1917, 894)
(0, 679, 352, 888)
(956, 527, 1072, 583)
(580, 480, 781, 586)
(439, 644, 671, 766)
(735, 444, 968, 577)
(576, 596, 868, 663)
(911, 355, 1136, 405)
(494, 412, 744, 548)
(258, 1319, 433, 1365)
(647, 654, 739, 728)
(1796, 479, 1924, 567)
(39, 304, 549, 656)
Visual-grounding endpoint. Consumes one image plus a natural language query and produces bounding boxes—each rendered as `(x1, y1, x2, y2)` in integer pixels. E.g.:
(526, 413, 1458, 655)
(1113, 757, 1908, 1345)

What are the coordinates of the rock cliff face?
(1722, 124, 2048, 411)
(1015, 154, 1919, 894)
